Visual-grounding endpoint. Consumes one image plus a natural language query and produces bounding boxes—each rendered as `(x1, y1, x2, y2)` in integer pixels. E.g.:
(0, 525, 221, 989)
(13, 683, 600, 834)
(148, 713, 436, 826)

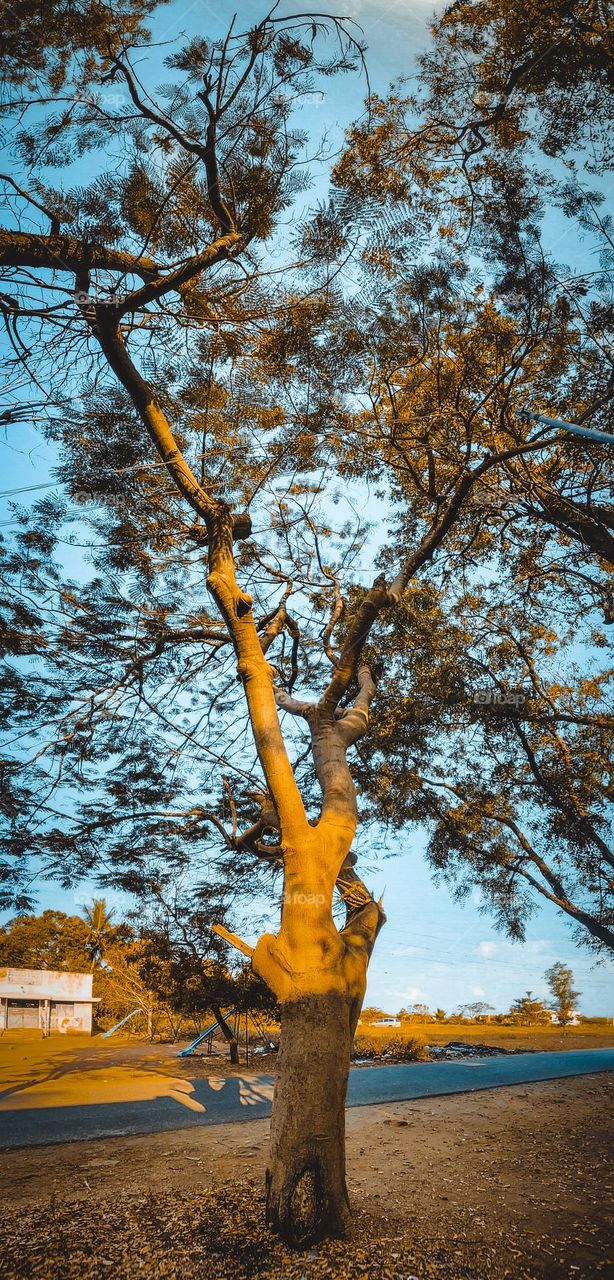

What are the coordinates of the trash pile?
(426, 1040, 532, 1059)
(352, 1038, 537, 1065)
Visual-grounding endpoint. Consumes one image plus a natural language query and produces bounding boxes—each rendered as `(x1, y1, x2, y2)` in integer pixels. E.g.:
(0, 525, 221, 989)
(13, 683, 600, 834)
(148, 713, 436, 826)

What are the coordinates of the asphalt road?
(1, 1048, 613, 1150)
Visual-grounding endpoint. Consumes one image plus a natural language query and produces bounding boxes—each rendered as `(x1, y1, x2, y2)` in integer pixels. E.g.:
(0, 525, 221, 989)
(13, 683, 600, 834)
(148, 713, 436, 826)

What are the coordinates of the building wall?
(49, 1000, 93, 1034)
(0, 968, 93, 999)
(0, 969, 96, 1034)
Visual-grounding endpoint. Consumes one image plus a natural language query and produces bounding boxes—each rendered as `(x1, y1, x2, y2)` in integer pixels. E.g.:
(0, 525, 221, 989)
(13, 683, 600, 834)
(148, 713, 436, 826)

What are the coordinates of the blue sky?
(1, 0, 613, 1016)
(28, 826, 614, 1017)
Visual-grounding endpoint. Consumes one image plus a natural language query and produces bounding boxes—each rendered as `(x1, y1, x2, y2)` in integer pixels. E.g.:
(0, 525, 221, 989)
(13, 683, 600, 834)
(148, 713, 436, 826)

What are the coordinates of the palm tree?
(81, 898, 115, 970)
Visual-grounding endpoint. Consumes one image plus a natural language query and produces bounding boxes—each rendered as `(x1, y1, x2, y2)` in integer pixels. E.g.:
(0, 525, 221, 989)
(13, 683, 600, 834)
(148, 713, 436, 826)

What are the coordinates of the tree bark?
(266, 993, 353, 1246)
(212, 1004, 239, 1064)
(253, 836, 383, 1247)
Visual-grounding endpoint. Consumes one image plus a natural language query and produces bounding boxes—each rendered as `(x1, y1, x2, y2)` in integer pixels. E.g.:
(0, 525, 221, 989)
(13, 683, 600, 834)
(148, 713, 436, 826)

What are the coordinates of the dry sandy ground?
(2, 1022, 613, 1104)
(1, 1073, 612, 1280)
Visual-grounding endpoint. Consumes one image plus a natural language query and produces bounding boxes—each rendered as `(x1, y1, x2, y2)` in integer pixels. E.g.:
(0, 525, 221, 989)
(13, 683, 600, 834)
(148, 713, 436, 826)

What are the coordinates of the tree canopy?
(545, 959, 580, 1023)
(0, 908, 92, 970)
(0, 1, 611, 966)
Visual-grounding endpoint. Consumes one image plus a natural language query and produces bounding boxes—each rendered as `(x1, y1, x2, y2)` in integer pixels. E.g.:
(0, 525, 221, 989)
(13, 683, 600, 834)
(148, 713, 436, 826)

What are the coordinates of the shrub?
(352, 1034, 430, 1062)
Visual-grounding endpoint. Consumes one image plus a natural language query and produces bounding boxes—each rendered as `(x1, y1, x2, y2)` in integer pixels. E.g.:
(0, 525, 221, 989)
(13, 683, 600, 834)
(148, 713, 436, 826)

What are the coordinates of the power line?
(375, 927, 614, 981)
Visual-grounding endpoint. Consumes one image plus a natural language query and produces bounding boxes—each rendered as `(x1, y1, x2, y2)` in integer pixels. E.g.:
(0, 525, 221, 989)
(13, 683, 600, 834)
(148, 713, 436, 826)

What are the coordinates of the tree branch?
(274, 688, 313, 720)
(0, 229, 161, 280)
(110, 232, 242, 317)
(336, 664, 376, 746)
(206, 507, 309, 846)
(212, 922, 255, 958)
(94, 311, 251, 539)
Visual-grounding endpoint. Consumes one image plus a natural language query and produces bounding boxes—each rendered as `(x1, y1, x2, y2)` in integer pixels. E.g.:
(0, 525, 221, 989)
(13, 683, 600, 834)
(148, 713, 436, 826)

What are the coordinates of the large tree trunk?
(252, 837, 383, 1248)
(266, 994, 353, 1246)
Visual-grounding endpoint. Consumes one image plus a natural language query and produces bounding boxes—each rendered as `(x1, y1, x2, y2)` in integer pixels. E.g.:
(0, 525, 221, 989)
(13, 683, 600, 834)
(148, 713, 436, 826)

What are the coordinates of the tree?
(509, 991, 551, 1024)
(0, 909, 91, 971)
(0, 9, 381, 1243)
(96, 934, 161, 1039)
(545, 961, 580, 1025)
(400, 1003, 431, 1021)
(132, 886, 277, 1060)
(81, 897, 117, 969)
(360, 1007, 388, 1024)
(0, 0, 611, 1251)
(458, 1002, 494, 1021)
(434, 1008, 446, 1022)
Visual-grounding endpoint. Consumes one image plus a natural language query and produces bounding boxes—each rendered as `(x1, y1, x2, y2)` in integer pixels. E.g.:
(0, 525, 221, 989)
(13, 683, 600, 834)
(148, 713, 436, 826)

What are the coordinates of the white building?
(548, 1009, 580, 1026)
(0, 967, 100, 1034)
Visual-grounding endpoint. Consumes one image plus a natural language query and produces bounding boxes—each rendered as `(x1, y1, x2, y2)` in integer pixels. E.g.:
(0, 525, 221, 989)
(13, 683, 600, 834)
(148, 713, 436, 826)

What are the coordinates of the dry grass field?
(355, 1019, 614, 1053)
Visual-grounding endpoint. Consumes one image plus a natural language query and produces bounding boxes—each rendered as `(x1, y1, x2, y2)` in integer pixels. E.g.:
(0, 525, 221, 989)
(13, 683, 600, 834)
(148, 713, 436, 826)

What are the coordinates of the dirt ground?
(1, 1025, 612, 1122)
(1, 1020, 613, 1103)
(1, 1071, 612, 1280)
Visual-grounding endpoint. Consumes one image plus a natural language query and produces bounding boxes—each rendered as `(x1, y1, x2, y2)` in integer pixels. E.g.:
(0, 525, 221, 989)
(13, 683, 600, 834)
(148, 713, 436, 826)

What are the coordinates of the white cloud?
(398, 986, 425, 1004)
(343, 0, 443, 13)
(476, 938, 551, 960)
(338, 0, 447, 48)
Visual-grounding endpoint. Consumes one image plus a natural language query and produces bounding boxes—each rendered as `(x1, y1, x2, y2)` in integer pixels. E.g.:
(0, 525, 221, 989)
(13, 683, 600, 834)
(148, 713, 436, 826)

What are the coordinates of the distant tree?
(96, 935, 164, 1040)
(126, 879, 279, 1062)
(80, 898, 118, 969)
(0, 910, 90, 971)
(434, 1008, 447, 1023)
(360, 1007, 388, 1024)
(509, 990, 550, 1024)
(137, 918, 276, 1055)
(404, 1002, 432, 1020)
(545, 962, 580, 1026)
(459, 1001, 494, 1021)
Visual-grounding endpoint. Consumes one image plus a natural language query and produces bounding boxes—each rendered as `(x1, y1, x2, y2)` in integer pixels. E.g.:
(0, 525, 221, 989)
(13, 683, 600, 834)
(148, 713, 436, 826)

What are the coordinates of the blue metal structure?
(178, 1009, 236, 1058)
(518, 408, 614, 446)
(101, 1007, 142, 1038)
(177, 1009, 278, 1060)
